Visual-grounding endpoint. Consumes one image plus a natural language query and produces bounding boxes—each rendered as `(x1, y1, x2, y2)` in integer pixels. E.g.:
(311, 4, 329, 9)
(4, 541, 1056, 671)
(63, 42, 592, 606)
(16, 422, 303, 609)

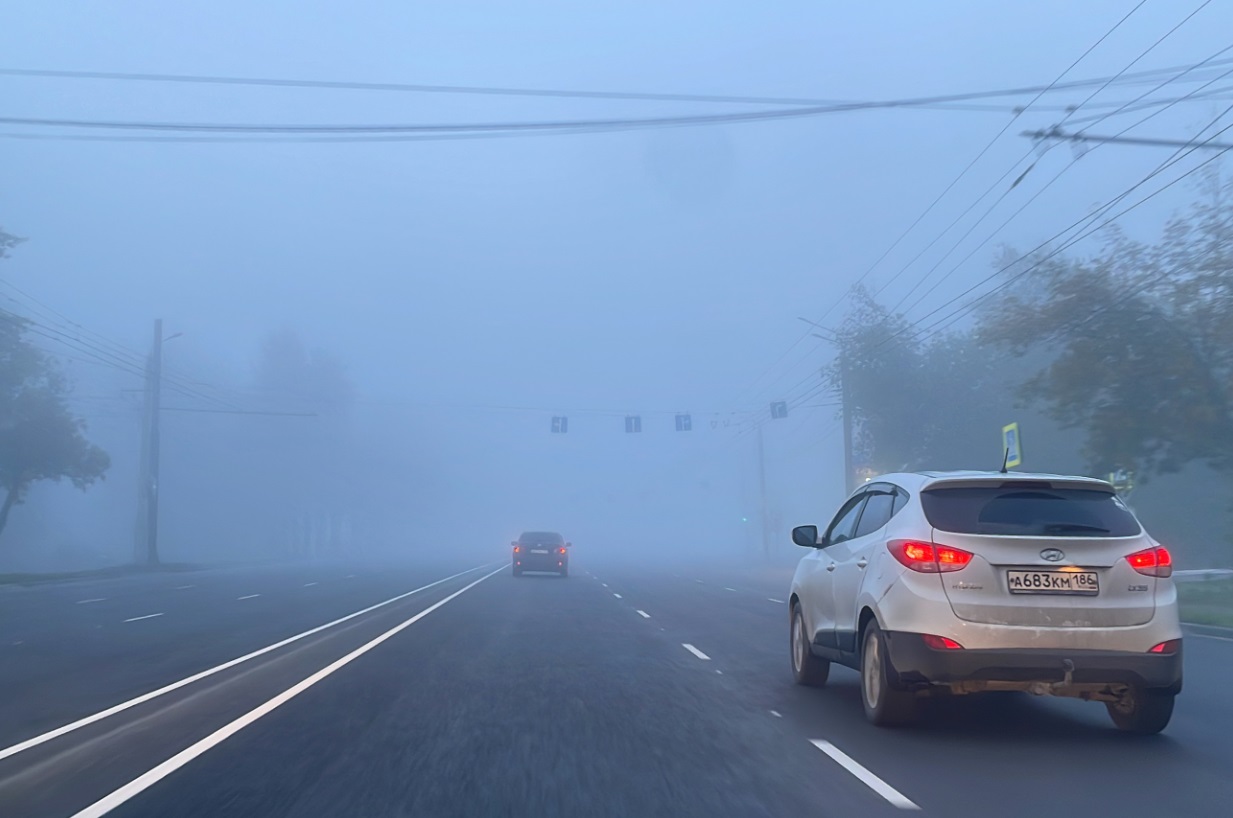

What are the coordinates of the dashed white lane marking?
(0, 563, 497, 764)
(76, 598, 106, 605)
(174, 585, 194, 590)
(695, 579, 704, 584)
(636, 610, 650, 618)
(770, 710, 783, 718)
(613, 593, 622, 599)
(345, 574, 356, 579)
(71, 566, 505, 818)
(237, 594, 261, 600)
(682, 643, 710, 660)
(810, 740, 919, 810)
(122, 613, 163, 623)
(303, 582, 318, 587)
(601, 583, 608, 588)
(725, 587, 738, 592)
(768, 598, 785, 604)
(716, 670, 723, 675)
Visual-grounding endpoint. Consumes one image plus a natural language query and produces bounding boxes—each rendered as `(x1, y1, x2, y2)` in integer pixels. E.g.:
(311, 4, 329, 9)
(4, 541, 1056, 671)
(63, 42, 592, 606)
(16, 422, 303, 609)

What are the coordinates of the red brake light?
(922, 634, 964, 650)
(558, 547, 567, 554)
(888, 540, 973, 573)
(1149, 639, 1181, 654)
(513, 546, 521, 553)
(1126, 546, 1172, 578)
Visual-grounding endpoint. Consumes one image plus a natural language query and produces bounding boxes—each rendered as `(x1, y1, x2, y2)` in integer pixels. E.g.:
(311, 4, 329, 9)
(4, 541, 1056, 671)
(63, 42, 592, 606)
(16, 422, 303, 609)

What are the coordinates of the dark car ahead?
(513, 531, 570, 577)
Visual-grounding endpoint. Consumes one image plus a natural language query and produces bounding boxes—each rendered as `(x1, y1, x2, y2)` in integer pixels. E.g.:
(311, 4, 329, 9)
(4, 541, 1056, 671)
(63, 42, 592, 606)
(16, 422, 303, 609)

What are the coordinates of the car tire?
(1106, 687, 1174, 735)
(861, 623, 916, 727)
(790, 602, 830, 687)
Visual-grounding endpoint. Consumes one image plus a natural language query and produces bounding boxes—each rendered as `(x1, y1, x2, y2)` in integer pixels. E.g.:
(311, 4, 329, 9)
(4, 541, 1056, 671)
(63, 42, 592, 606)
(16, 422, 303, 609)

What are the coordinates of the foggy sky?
(3, 1, 1231, 566)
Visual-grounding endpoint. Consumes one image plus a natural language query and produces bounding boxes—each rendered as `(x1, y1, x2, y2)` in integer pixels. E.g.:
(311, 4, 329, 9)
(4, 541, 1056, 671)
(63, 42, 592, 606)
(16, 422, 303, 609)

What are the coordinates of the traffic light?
(551, 416, 568, 434)
(675, 414, 692, 432)
(625, 416, 642, 433)
(770, 401, 788, 419)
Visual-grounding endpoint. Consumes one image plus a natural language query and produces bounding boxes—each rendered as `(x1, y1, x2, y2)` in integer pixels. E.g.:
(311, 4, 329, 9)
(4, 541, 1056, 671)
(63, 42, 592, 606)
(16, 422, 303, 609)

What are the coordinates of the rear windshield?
(519, 531, 564, 545)
(921, 484, 1141, 537)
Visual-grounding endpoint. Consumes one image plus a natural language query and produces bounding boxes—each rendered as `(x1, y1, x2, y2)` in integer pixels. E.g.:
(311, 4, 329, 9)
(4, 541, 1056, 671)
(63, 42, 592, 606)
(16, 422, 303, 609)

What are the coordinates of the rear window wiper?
(1042, 523, 1111, 534)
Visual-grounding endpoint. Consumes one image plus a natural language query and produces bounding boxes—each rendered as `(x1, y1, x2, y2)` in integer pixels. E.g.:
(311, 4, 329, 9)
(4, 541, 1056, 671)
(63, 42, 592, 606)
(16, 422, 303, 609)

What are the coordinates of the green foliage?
(826, 287, 1015, 473)
(0, 314, 111, 538)
(979, 166, 1233, 480)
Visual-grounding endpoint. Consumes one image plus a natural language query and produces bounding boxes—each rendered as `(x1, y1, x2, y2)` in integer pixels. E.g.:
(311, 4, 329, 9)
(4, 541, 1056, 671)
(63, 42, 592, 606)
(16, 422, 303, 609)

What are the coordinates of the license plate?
(530, 549, 549, 554)
(1007, 570, 1099, 595)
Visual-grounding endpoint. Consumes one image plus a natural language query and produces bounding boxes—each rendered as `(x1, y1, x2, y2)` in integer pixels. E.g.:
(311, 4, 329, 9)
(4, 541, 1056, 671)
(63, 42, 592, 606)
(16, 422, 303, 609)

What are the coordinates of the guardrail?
(1174, 569, 1233, 583)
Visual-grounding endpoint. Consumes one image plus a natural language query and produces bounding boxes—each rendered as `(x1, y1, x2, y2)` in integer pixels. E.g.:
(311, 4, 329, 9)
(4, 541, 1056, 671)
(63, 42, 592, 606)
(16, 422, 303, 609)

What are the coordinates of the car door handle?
(857, 559, 868, 569)
(826, 563, 836, 572)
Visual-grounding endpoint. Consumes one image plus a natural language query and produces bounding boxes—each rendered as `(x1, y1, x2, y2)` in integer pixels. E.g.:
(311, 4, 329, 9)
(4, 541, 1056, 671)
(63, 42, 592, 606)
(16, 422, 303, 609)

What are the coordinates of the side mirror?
(792, 525, 820, 548)
(511, 541, 519, 548)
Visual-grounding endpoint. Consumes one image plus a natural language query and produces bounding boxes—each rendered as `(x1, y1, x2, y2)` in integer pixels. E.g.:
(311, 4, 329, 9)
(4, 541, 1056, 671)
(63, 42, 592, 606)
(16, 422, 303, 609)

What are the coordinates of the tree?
(0, 314, 110, 540)
(826, 287, 1016, 475)
(0, 227, 24, 260)
(979, 166, 1233, 480)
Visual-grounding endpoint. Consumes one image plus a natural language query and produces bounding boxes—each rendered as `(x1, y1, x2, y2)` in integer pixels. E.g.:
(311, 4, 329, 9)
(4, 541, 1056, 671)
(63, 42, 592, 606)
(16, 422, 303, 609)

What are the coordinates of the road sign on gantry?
(551, 416, 568, 434)
(1002, 422, 1022, 468)
(675, 414, 692, 432)
(625, 416, 642, 433)
(770, 401, 789, 420)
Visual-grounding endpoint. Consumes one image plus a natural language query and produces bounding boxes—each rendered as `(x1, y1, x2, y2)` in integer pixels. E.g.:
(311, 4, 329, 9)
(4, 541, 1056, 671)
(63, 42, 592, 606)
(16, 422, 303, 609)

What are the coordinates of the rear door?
(800, 492, 868, 649)
(829, 484, 900, 652)
(922, 480, 1156, 628)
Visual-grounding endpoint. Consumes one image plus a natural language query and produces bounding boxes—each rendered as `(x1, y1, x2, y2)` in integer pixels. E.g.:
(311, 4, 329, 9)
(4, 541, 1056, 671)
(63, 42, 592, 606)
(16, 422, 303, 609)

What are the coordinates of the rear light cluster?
(1126, 546, 1172, 578)
(1149, 639, 1182, 655)
(888, 540, 973, 573)
(922, 634, 964, 650)
(513, 546, 522, 553)
(558, 547, 567, 554)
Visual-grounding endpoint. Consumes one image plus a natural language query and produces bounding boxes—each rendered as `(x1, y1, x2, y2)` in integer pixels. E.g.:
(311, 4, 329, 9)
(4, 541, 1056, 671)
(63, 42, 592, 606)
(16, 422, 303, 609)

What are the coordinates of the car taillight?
(558, 547, 567, 554)
(1126, 546, 1172, 578)
(513, 546, 521, 553)
(922, 634, 964, 650)
(1149, 639, 1181, 654)
(888, 540, 973, 573)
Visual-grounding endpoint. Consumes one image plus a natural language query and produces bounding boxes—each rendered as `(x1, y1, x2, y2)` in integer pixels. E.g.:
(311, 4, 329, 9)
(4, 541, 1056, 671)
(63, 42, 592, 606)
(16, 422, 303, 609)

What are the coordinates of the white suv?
(788, 471, 1182, 734)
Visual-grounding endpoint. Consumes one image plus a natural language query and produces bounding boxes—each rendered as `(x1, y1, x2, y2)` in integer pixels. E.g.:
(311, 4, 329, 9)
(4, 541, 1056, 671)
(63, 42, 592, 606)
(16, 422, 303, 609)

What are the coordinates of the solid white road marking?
(71, 566, 505, 818)
(810, 740, 919, 810)
(76, 599, 106, 605)
(303, 582, 318, 587)
(0, 562, 496, 764)
(237, 594, 260, 600)
(636, 610, 650, 618)
(1194, 633, 1233, 643)
(174, 585, 194, 590)
(770, 710, 783, 718)
(122, 613, 163, 623)
(682, 643, 710, 660)
(768, 598, 785, 604)
(613, 593, 622, 599)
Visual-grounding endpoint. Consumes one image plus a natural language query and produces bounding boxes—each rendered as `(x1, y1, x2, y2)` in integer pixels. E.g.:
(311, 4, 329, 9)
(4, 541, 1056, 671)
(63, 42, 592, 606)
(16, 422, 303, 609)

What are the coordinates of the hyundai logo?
(1040, 548, 1066, 562)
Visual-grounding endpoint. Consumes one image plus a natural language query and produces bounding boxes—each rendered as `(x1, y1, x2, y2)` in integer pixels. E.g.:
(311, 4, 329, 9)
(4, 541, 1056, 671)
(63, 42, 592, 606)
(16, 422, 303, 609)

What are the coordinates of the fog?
(3, 1, 1232, 576)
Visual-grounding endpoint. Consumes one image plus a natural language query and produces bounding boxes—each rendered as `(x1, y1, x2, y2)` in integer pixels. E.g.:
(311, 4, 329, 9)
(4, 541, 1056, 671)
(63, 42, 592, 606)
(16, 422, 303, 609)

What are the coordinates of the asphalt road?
(0, 555, 1229, 817)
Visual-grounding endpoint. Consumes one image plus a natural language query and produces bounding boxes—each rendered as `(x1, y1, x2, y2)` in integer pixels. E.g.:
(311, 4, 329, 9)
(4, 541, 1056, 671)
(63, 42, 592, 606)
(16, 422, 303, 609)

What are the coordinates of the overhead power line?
(1023, 127, 1233, 150)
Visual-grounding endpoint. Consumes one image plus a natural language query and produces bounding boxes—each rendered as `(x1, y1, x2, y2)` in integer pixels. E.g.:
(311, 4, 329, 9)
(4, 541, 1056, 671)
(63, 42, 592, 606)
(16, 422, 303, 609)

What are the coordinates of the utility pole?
(840, 353, 854, 495)
(756, 421, 770, 560)
(135, 319, 163, 566)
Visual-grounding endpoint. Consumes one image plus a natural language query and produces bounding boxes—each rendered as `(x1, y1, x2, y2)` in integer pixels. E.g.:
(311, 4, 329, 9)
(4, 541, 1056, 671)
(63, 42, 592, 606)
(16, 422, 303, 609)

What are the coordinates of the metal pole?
(841, 352, 854, 494)
(757, 422, 769, 560)
(145, 319, 163, 565)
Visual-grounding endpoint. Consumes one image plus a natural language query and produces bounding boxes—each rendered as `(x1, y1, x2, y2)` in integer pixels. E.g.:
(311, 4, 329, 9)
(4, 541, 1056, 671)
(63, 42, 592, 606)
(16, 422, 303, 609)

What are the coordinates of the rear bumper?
(884, 631, 1183, 693)
(513, 556, 568, 571)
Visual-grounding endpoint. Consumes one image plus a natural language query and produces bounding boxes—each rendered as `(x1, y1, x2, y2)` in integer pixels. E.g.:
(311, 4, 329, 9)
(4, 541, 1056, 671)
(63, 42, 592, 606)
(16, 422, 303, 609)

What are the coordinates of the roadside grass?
(1178, 578, 1233, 628)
